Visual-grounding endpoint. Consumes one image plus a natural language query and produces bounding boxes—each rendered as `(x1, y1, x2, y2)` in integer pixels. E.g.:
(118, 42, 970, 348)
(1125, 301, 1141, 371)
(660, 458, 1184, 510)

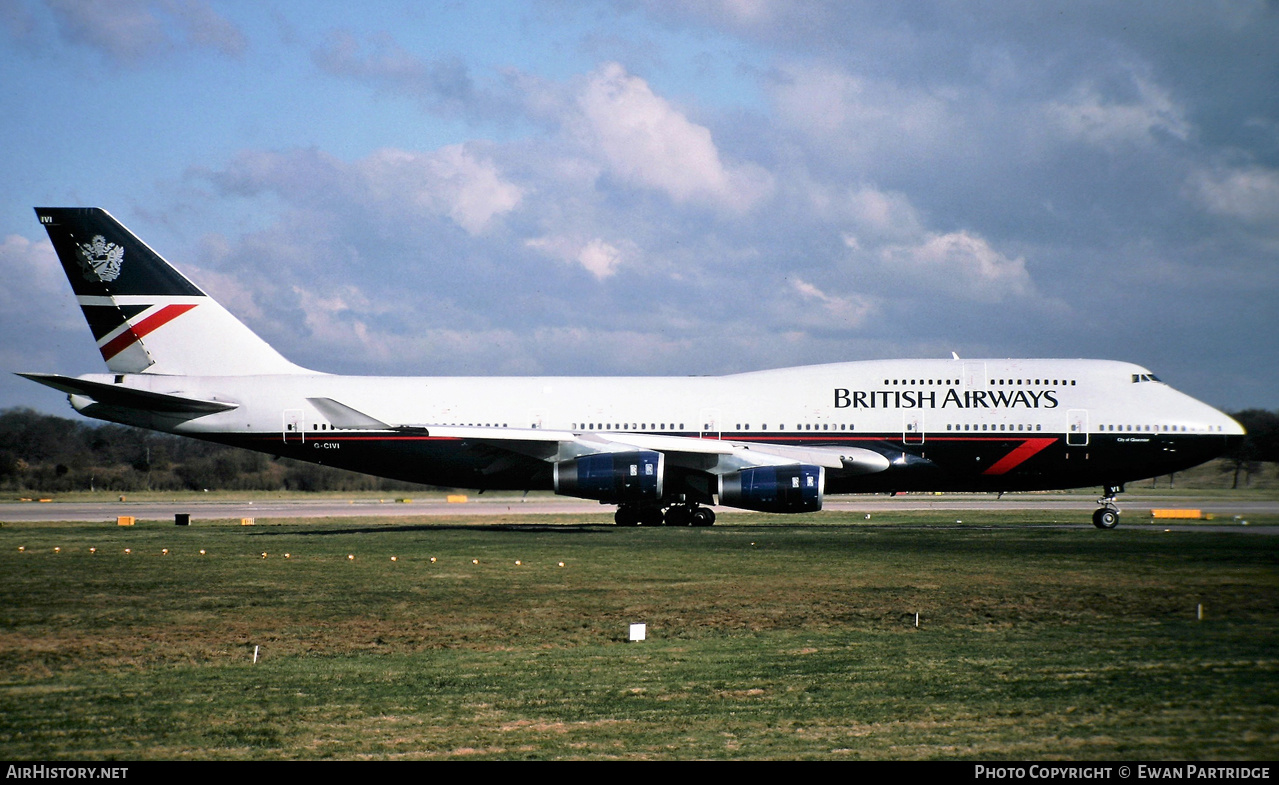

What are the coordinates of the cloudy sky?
(1, 0, 1276, 416)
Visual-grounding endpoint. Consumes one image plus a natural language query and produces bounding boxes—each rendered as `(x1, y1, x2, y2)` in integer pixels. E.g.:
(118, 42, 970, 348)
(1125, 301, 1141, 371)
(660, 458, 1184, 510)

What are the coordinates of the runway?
(0, 495, 603, 523)
(2, 492, 1276, 528)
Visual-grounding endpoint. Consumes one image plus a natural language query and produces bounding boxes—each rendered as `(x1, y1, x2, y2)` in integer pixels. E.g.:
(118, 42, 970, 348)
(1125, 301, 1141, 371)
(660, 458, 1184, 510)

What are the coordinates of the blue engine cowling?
(718, 465, 824, 513)
(554, 451, 664, 503)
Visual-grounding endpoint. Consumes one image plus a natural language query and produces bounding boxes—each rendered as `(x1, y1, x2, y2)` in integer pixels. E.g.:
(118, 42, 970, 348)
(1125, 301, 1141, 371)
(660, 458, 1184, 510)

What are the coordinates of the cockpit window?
(1131, 373, 1161, 383)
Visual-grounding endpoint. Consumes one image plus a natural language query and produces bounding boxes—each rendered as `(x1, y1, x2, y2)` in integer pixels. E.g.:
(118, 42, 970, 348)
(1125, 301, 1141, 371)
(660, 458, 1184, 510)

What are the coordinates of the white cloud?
(0, 233, 96, 377)
(291, 284, 380, 356)
(185, 256, 272, 326)
(877, 231, 1034, 303)
(795, 180, 1039, 307)
(1044, 76, 1191, 148)
(1188, 165, 1279, 226)
(768, 63, 956, 164)
(577, 239, 624, 279)
(525, 235, 629, 279)
(362, 146, 525, 235)
(210, 144, 523, 236)
(824, 185, 924, 244)
(789, 277, 876, 327)
(0, 234, 79, 325)
(574, 62, 772, 211)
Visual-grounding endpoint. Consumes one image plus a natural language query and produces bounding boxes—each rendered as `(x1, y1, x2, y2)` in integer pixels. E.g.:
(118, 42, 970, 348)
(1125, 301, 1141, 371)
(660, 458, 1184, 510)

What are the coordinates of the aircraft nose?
(1220, 412, 1246, 453)
(1221, 412, 1247, 437)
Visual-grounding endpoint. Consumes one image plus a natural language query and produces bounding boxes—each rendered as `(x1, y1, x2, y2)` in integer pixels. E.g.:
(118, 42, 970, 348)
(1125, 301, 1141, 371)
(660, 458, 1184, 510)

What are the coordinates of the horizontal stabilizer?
(17, 373, 238, 414)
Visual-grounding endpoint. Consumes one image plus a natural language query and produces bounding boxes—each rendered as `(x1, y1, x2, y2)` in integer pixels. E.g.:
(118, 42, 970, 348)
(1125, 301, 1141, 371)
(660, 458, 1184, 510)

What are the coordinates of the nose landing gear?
(1093, 484, 1123, 529)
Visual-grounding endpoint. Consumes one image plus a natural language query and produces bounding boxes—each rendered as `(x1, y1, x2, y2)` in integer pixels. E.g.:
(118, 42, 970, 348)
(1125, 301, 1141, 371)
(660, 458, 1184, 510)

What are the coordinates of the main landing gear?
(1093, 484, 1123, 529)
(614, 504, 716, 527)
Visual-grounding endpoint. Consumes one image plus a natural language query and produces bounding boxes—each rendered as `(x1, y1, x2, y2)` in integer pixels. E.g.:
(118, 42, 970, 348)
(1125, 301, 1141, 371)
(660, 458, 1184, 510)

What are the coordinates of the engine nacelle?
(719, 465, 824, 513)
(554, 450, 664, 503)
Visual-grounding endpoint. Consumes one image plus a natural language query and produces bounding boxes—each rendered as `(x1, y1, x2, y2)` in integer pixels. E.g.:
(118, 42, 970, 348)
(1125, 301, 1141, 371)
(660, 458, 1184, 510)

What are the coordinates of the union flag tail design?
(35, 207, 308, 376)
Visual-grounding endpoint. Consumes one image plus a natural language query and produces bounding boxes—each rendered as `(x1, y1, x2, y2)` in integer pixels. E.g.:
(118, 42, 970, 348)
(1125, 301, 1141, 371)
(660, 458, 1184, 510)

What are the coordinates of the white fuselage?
(81, 358, 1238, 443)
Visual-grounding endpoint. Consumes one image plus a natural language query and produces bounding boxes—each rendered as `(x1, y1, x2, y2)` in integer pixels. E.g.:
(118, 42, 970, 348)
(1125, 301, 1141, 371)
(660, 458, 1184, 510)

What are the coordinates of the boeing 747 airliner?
(21, 208, 1244, 528)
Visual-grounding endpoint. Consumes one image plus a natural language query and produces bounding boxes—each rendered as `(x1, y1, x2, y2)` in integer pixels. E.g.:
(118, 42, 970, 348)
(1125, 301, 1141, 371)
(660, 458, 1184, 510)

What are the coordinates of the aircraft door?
(1067, 409, 1089, 446)
(700, 409, 721, 440)
(903, 413, 925, 444)
(283, 408, 305, 443)
(963, 362, 987, 390)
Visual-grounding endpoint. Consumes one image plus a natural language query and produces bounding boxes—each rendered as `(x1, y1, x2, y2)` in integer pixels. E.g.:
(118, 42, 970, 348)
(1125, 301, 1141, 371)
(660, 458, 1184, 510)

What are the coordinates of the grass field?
(1, 511, 1276, 760)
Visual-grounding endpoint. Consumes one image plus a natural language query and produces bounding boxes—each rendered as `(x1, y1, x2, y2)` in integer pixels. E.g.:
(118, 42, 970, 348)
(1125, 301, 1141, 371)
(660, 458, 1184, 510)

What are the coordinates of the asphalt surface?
(2, 493, 1276, 532)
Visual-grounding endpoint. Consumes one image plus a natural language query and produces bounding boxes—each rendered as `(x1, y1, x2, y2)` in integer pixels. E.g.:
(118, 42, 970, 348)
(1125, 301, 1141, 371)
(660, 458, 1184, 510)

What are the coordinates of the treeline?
(1, 407, 1277, 494)
(1227, 409, 1279, 489)
(0, 408, 432, 493)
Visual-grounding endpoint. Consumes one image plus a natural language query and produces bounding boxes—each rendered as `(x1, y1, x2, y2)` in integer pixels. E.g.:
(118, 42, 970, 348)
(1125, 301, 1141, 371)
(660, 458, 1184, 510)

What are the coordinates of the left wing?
(309, 396, 889, 474)
(309, 398, 890, 512)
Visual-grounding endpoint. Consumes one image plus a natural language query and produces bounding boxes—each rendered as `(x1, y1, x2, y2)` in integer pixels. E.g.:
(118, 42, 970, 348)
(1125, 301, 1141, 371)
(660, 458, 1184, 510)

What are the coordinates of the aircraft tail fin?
(34, 207, 309, 376)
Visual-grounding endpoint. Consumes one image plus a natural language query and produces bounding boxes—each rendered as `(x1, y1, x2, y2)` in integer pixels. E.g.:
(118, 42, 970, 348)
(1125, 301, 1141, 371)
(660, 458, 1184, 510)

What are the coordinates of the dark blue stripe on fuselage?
(192, 430, 1239, 496)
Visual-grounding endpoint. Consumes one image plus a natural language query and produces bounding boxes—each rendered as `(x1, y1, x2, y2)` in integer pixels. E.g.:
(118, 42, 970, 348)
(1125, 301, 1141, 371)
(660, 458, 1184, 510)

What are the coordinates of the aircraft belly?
(139, 424, 1245, 498)
(1082, 433, 1238, 481)
(213, 433, 552, 491)
(820, 432, 1235, 493)
(251, 430, 1236, 495)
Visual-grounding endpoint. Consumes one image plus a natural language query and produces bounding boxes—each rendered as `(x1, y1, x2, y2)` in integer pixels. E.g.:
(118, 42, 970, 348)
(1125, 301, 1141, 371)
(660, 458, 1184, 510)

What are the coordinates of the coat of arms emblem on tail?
(77, 235, 123, 282)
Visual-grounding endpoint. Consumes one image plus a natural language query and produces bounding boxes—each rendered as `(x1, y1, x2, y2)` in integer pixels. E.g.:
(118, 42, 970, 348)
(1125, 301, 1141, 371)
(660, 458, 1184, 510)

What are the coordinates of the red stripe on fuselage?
(99, 304, 198, 361)
(982, 437, 1057, 475)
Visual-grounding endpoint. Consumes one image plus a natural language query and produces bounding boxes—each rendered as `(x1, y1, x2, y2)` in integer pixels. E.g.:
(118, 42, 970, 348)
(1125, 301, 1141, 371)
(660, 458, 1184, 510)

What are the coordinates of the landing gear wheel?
(1093, 483, 1124, 529)
(690, 507, 716, 527)
(640, 508, 665, 526)
(614, 507, 639, 526)
(663, 506, 691, 527)
(1093, 507, 1120, 529)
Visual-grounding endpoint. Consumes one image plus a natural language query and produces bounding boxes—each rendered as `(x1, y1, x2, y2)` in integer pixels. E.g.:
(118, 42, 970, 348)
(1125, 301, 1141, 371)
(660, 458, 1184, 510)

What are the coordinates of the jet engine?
(719, 465, 824, 513)
(554, 450, 664, 503)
